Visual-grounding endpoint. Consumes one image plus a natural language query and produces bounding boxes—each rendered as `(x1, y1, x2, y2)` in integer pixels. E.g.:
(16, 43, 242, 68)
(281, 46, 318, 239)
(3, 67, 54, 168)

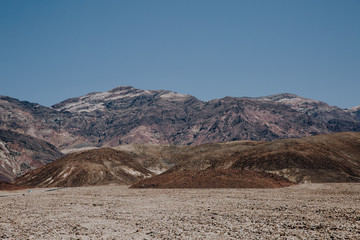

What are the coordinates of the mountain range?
(1, 86, 360, 183)
(1, 86, 360, 150)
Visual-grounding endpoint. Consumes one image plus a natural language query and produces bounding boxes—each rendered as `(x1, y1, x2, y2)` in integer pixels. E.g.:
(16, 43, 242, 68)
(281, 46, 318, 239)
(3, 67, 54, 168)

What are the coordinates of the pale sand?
(0, 183, 359, 239)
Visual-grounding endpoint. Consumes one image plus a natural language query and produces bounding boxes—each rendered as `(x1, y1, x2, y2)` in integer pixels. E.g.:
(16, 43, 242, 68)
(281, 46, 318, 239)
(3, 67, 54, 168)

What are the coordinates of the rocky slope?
(0, 129, 63, 182)
(348, 105, 360, 121)
(1, 87, 360, 151)
(0, 96, 88, 149)
(14, 148, 154, 187)
(221, 132, 360, 183)
(133, 132, 360, 187)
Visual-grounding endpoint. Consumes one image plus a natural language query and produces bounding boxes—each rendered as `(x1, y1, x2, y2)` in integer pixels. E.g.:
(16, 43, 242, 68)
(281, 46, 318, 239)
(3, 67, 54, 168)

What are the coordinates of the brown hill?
(13, 148, 154, 187)
(0, 181, 23, 190)
(114, 140, 262, 174)
(218, 132, 360, 183)
(131, 132, 360, 187)
(131, 169, 295, 188)
(11, 132, 360, 188)
(162, 141, 263, 173)
(0, 129, 63, 182)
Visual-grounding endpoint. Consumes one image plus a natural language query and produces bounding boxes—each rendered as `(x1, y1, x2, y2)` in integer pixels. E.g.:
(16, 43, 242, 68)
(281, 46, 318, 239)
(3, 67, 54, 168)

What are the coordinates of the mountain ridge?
(1, 86, 360, 151)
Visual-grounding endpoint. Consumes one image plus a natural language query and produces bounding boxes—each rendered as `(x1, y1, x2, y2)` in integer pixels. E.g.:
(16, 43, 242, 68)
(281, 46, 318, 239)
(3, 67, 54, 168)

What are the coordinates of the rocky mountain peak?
(51, 86, 191, 113)
(255, 93, 322, 106)
(258, 93, 303, 101)
(348, 106, 360, 121)
(349, 105, 360, 111)
(1, 87, 360, 152)
(109, 86, 136, 93)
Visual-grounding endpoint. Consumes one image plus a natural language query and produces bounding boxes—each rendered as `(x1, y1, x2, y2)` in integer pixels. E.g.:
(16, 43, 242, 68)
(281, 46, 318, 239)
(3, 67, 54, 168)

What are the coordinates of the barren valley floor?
(0, 184, 359, 239)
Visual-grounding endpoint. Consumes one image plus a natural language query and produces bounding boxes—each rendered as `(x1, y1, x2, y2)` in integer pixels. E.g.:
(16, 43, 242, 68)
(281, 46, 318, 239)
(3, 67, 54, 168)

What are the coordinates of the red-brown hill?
(13, 148, 153, 187)
(131, 132, 360, 188)
(217, 132, 360, 183)
(131, 169, 295, 188)
(0, 181, 23, 190)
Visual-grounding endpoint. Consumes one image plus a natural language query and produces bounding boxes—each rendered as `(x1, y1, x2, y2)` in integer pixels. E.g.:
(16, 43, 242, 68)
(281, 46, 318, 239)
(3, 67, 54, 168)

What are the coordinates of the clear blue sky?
(1, 0, 359, 108)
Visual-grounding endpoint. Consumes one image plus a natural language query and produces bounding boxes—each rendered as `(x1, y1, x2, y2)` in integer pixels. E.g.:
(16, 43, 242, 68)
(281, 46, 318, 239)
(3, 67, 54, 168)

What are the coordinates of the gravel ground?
(0, 183, 359, 239)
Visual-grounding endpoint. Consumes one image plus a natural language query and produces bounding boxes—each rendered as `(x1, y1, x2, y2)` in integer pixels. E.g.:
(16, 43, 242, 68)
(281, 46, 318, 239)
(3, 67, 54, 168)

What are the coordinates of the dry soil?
(0, 183, 359, 239)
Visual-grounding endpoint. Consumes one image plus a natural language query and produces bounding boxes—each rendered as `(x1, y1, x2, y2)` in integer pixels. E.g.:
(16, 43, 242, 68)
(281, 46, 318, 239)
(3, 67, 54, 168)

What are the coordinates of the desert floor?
(0, 183, 359, 239)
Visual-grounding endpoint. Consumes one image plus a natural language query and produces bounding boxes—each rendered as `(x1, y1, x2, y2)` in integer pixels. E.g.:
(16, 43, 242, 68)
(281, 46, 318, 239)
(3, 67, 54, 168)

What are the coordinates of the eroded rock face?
(0, 96, 88, 149)
(1, 87, 360, 151)
(348, 106, 360, 122)
(0, 129, 63, 182)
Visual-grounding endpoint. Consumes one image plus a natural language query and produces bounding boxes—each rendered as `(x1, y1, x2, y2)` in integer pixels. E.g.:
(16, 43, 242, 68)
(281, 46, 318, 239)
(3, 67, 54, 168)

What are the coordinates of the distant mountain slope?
(1, 86, 360, 151)
(348, 106, 360, 121)
(14, 148, 154, 187)
(0, 129, 63, 182)
(0, 96, 88, 149)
